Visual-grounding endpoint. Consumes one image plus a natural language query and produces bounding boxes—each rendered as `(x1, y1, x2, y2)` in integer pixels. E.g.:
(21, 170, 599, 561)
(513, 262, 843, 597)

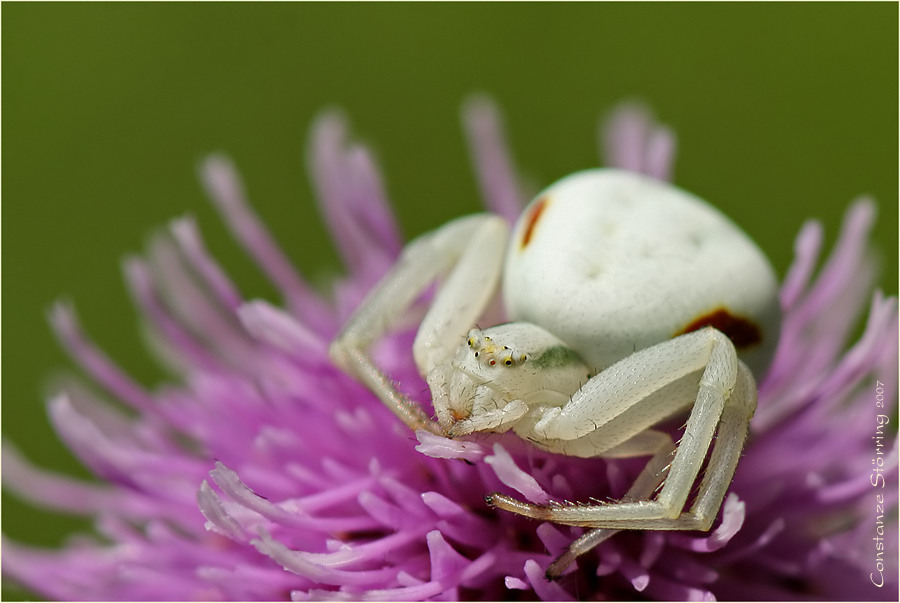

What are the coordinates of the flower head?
(3, 98, 897, 601)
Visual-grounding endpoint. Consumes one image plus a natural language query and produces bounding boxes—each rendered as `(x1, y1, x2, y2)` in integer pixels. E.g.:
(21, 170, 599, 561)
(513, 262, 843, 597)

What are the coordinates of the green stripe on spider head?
(531, 345, 584, 370)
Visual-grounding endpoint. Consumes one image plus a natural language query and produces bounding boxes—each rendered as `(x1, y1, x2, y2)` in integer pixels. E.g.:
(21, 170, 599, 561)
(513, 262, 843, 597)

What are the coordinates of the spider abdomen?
(503, 169, 780, 377)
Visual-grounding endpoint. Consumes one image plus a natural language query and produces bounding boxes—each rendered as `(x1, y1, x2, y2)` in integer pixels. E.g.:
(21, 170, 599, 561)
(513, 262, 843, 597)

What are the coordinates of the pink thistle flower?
(3, 98, 896, 601)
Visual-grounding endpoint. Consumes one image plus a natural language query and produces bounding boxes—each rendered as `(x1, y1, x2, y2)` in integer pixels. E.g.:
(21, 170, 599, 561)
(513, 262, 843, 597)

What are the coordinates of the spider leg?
(491, 329, 748, 526)
(330, 213, 508, 433)
(543, 365, 755, 576)
(545, 435, 675, 577)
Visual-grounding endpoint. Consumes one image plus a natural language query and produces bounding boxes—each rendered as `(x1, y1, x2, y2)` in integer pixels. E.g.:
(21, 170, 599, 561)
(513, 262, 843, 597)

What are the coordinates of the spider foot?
(545, 550, 578, 580)
(485, 492, 559, 521)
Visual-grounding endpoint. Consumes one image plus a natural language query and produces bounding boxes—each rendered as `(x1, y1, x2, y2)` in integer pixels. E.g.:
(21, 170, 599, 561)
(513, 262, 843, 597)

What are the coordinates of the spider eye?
(504, 359, 512, 366)
(474, 351, 480, 357)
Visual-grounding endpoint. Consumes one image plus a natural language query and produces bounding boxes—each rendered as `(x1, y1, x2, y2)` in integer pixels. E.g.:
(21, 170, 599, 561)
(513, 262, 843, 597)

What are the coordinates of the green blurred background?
(2, 3, 896, 598)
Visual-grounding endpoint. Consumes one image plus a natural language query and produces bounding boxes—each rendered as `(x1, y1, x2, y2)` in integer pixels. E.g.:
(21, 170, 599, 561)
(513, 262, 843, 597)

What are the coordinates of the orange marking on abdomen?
(520, 196, 550, 249)
(677, 308, 762, 348)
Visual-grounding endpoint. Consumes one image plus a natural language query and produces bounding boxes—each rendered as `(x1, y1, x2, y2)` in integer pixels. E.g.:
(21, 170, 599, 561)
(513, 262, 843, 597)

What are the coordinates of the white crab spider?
(330, 168, 780, 577)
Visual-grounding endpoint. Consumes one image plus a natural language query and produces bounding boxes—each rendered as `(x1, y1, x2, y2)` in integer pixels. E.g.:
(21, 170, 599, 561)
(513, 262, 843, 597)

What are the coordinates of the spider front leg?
(545, 435, 677, 577)
(330, 213, 509, 434)
(491, 328, 756, 531)
(545, 361, 756, 577)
